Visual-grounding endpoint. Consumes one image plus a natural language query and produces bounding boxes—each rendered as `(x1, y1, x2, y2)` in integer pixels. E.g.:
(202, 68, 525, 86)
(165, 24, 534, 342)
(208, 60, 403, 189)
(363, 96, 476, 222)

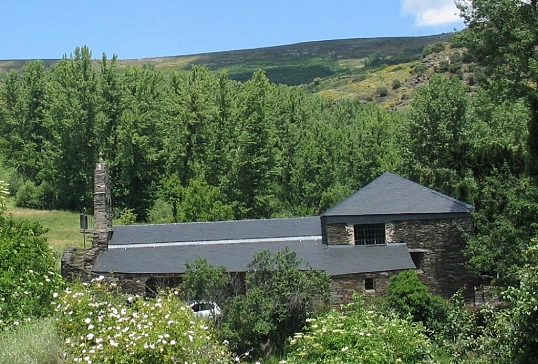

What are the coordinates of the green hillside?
(0, 33, 451, 86)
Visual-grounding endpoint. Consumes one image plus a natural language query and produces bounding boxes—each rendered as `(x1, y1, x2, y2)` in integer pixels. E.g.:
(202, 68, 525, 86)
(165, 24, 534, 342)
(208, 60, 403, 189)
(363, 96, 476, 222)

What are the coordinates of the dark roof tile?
(322, 172, 474, 217)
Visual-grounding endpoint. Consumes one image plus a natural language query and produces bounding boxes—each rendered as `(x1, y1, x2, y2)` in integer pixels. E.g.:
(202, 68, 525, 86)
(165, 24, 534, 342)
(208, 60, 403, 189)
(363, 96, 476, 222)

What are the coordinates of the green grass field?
(5, 198, 85, 257)
(0, 318, 64, 364)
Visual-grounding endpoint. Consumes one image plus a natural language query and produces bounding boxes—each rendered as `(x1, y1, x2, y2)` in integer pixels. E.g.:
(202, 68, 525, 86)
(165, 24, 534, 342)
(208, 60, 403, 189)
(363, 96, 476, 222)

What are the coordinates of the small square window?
(354, 224, 386, 245)
(364, 277, 375, 291)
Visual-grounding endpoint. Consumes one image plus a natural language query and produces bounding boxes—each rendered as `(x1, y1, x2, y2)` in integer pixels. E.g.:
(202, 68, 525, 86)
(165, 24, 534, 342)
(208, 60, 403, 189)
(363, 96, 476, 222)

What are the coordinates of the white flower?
(170, 340, 176, 345)
(87, 333, 95, 340)
(84, 318, 91, 324)
(53, 292, 59, 298)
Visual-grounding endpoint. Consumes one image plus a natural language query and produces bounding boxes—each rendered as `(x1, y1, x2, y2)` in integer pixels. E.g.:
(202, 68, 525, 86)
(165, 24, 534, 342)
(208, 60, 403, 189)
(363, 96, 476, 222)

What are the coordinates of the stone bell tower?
(93, 153, 113, 250)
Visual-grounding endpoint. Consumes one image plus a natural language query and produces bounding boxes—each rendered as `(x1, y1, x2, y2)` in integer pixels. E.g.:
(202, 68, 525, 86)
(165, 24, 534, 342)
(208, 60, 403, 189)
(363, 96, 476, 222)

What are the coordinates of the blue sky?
(0, 1, 463, 60)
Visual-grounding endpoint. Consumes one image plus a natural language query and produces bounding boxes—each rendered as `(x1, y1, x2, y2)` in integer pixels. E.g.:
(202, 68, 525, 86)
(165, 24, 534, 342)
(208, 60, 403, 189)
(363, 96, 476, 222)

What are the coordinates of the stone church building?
(62, 158, 477, 305)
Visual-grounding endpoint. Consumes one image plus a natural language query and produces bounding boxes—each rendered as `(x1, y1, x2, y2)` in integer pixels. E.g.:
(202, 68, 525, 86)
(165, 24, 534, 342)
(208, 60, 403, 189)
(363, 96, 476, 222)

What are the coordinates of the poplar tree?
(456, 0, 538, 176)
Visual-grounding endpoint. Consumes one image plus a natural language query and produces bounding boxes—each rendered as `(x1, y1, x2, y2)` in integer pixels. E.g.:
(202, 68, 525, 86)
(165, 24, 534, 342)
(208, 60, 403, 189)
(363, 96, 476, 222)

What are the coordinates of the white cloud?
(401, 0, 461, 27)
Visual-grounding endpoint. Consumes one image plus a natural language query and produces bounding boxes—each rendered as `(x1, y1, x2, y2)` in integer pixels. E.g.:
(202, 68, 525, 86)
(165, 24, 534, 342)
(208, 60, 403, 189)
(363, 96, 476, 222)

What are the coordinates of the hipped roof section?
(322, 172, 475, 218)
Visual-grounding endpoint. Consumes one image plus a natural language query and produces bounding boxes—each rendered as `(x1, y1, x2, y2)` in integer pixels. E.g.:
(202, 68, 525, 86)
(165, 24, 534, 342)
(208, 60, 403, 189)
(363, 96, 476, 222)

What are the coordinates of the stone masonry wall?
(390, 217, 476, 299)
(326, 223, 354, 245)
(325, 217, 477, 300)
(330, 271, 404, 306)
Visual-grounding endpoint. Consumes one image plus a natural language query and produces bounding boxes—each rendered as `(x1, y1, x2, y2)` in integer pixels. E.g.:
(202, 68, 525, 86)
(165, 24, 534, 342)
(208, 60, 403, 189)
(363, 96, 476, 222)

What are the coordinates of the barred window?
(354, 224, 386, 245)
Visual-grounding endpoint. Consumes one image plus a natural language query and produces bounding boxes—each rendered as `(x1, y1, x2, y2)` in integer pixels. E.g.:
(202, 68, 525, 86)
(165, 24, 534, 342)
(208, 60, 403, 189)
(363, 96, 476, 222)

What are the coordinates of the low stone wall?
(61, 246, 100, 282)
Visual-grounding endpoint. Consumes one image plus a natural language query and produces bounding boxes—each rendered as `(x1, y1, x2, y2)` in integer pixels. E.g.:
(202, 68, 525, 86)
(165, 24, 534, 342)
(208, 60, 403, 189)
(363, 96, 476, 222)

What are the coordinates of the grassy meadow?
(5, 198, 85, 256)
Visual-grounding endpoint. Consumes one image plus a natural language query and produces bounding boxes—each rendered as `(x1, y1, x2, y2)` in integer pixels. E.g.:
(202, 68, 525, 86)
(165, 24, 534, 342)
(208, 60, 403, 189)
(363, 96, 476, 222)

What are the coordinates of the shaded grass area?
(0, 318, 64, 364)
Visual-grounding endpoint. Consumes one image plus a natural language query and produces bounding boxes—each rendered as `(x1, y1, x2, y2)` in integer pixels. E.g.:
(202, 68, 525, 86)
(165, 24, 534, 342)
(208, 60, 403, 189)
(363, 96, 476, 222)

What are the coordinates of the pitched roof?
(108, 217, 322, 246)
(322, 172, 474, 217)
(92, 240, 415, 276)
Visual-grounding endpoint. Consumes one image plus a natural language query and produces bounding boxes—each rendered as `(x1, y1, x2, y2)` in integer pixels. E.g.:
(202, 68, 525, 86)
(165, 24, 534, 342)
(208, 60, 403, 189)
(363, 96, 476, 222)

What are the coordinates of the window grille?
(354, 223, 386, 245)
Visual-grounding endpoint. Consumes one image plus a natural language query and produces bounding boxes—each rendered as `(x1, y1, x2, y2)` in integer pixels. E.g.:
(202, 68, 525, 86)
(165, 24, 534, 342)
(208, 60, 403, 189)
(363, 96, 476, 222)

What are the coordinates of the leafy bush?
(55, 278, 234, 363)
(0, 183, 63, 328)
(14, 180, 54, 209)
(219, 248, 330, 356)
(386, 270, 449, 335)
(285, 294, 435, 363)
(391, 79, 401, 90)
(435, 60, 450, 73)
(376, 86, 389, 97)
(181, 258, 230, 303)
(422, 42, 446, 57)
(118, 207, 137, 225)
(14, 181, 42, 209)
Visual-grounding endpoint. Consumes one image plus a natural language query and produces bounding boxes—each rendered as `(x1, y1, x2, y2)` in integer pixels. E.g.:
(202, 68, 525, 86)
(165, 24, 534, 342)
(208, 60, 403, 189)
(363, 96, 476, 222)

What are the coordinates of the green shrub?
(376, 86, 389, 97)
(435, 60, 450, 73)
(422, 42, 446, 57)
(118, 207, 137, 225)
(14, 180, 55, 209)
(0, 185, 63, 328)
(55, 279, 234, 363)
(391, 79, 401, 90)
(386, 270, 449, 335)
(285, 294, 435, 363)
(14, 181, 41, 209)
(5, 171, 24, 196)
(219, 248, 331, 356)
(412, 63, 428, 75)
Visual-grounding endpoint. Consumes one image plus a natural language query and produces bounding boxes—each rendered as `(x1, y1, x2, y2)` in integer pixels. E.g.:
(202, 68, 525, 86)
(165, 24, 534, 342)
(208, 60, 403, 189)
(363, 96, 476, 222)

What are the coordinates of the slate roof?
(109, 217, 322, 246)
(92, 240, 415, 276)
(322, 172, 475, 217)
(91, 172, 458, 277)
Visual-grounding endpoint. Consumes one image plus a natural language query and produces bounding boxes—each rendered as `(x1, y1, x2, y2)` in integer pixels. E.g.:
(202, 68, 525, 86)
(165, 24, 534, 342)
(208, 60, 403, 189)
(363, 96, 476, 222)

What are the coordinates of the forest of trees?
(2, 0, 538, 361)
(0, 37, 537, 281)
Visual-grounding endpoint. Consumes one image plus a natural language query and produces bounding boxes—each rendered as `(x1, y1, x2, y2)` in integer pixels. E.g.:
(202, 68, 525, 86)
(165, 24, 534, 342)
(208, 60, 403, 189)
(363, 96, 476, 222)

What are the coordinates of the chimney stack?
(93, 153, 113, 250)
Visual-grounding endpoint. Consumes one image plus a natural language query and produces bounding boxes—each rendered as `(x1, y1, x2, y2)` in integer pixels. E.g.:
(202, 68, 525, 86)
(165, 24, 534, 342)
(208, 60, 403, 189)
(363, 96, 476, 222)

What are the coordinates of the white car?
(188, 300, 222, 319)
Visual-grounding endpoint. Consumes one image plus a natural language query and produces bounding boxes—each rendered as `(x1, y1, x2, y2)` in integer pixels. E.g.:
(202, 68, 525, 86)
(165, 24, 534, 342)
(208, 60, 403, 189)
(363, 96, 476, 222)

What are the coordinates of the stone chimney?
(93, 153, 113, 250)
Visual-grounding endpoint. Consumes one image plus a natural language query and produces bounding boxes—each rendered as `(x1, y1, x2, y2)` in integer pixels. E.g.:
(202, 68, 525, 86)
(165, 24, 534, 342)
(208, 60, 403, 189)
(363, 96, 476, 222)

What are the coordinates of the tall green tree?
(166, 66, 219, 185)
(407, 74, 471, 198)
(456, 0, 538, 176)
(0, 61, 49, 183)
(228, 71, 276, 219)
(45, 46, 103, 211)
(112, 64, 168, 220)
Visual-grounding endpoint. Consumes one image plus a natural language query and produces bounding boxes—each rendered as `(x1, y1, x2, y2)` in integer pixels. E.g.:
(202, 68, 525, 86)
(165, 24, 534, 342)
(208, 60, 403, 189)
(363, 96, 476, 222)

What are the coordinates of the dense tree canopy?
(0, 52, 407, 220)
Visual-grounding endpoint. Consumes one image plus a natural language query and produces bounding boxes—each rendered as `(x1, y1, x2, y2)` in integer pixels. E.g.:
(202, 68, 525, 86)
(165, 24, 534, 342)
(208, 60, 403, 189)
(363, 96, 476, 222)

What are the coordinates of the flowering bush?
(285, 295, 435, 364)
(55, 278, 234, 363)
(0, 180, 64, 328)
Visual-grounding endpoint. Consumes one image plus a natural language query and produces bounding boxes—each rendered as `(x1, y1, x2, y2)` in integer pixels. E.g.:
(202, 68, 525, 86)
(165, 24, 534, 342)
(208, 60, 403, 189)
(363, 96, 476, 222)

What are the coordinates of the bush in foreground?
(285, 294, 435, 364)
(55, 279, 234, 363)
(0, 181, 63, 328)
